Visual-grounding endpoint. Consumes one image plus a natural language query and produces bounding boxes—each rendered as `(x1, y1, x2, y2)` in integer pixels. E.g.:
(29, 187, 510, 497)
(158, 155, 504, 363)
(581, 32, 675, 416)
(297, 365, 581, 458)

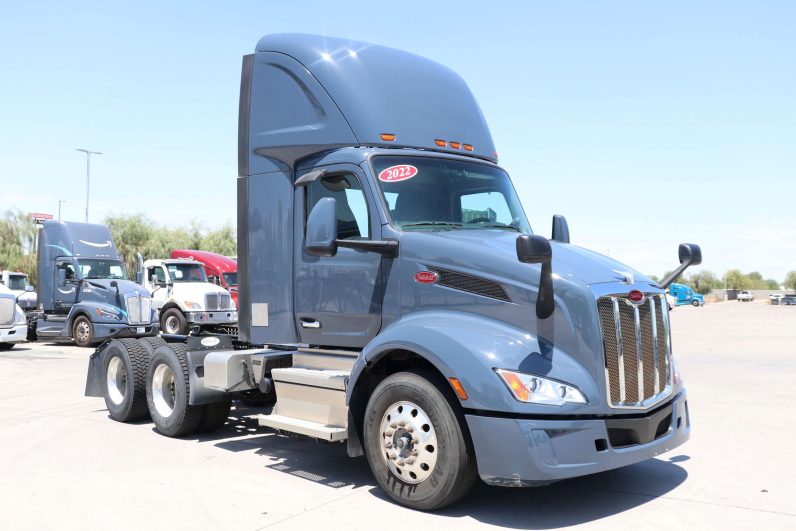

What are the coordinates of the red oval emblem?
(414, 271, 439, 284)
(628, 290, 644, 303)
(378, 164, 418, 183)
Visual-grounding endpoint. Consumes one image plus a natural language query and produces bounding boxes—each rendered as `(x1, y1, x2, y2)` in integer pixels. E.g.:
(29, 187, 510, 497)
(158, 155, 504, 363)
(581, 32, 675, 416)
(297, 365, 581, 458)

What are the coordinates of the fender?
(64, 301, 138, 337)
(347, 310, 601, 416)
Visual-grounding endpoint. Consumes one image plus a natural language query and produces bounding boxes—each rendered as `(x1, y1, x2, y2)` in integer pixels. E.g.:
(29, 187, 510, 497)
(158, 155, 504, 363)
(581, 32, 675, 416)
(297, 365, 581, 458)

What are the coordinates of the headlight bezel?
(494, 368, 589, 407)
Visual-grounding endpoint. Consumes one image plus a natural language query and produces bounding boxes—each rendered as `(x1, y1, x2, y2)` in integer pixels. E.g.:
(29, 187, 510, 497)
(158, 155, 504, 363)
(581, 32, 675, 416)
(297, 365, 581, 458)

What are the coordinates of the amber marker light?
(495, 369, 531, 402)
(380, 133, 396, 141)
(434, 138, 446, 147)
(463, 144, 473, 151)
(448, 141, 461, 149)
(448, 377, 469, 400)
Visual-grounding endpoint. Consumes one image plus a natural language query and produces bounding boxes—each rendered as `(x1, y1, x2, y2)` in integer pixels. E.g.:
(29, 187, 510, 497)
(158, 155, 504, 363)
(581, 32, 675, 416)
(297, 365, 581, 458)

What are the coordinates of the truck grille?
(205, 293, 231, 311)
(597, 294, 671, 409)
(0, 297, 14, 326)
(125, 295, 151, 325)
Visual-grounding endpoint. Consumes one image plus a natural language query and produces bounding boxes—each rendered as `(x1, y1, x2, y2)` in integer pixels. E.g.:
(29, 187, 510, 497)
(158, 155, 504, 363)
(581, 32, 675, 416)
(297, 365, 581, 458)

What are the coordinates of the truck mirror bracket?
(336, 239, 398, 258)
(659, 243, 703, 289)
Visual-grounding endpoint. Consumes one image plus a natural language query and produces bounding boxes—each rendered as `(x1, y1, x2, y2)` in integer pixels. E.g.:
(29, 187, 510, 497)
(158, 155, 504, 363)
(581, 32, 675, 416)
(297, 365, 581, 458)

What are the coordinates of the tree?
(785, 271, 796, 292)
(765, 279, 780, 290)
(725, 269, 749, 290)
(690, 270, 719, 295)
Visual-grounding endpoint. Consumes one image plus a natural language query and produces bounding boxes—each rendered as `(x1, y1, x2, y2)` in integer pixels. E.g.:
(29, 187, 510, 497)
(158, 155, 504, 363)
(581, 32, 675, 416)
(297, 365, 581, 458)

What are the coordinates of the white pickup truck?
(737, 290, 754, 302)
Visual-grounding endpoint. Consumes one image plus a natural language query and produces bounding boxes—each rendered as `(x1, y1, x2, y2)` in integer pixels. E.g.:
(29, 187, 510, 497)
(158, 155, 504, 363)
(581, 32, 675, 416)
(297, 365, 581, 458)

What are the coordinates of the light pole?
(76, 148, 102, 222)
(58, 200, 67, 220)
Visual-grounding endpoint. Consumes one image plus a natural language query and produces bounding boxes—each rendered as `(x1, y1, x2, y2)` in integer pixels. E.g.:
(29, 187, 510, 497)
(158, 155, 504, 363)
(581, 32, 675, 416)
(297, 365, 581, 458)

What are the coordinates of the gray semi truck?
(86, 34, 699, 510)
(32, 221, 158, 347)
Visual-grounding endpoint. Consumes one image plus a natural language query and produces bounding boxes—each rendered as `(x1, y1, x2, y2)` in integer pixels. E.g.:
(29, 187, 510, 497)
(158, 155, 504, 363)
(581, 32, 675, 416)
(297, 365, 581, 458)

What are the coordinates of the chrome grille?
(597, 294, 671, 409)
(125, 295, 150, 325)
(0, 297, 14, 326)
(204, 293, 231, 311)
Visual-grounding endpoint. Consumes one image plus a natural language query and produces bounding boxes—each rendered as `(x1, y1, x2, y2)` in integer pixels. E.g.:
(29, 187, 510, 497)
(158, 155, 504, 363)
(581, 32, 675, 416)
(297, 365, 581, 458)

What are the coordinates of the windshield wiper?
(476, 223, 522, 232)
(400, 221, 463, 230)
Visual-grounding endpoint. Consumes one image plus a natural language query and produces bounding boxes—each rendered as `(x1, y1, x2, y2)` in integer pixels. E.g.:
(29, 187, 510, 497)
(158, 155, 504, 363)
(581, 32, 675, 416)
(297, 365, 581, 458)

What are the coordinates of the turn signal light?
(448, 377, 469, 400)
(434, 138, 446, 147)
(448, 141, 461, 149)
(463, 144, 473, 151)
(380, 133, 396, 141)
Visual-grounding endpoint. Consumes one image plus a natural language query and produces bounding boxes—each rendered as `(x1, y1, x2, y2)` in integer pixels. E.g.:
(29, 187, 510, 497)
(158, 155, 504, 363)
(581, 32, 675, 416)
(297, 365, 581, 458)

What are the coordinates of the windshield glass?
(222, 272, 238, 287)
(77, 259, 127, 280)
(7, 274, 28, 290)
(167, 263, 207, 283)
(371, 156, 531, 232)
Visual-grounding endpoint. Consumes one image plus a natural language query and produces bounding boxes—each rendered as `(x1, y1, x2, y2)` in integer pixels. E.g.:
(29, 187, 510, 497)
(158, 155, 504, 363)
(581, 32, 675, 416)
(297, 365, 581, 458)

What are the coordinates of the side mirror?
(57, 269, 66, 286)
(305, 197, 339, 257)
(551, 215, 570, 244)
(25, 285, 35, 292)
(660, 243, 703, 289)
(516, 234, 555, 319)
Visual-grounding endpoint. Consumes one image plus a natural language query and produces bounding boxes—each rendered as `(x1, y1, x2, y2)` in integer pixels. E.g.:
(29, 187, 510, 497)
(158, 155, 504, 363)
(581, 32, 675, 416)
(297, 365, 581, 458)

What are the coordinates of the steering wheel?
(465, 217, 492, 224)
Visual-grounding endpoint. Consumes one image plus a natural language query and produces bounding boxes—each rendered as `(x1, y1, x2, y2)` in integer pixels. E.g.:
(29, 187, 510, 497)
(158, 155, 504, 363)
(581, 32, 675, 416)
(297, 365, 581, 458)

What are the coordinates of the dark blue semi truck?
(86, 34, 699, 510)
(33, 221, 158, 347)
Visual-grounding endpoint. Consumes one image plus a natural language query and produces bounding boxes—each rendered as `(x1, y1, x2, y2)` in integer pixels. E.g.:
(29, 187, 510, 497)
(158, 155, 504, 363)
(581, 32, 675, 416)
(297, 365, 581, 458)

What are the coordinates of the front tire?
(146, 343, 203, 437)
(161, 308, 188, 335)
(363, 372, 477, 511)
(103, 339, 149, 422)
(692, 300, 700, 307)
(72, 315, 94, 347)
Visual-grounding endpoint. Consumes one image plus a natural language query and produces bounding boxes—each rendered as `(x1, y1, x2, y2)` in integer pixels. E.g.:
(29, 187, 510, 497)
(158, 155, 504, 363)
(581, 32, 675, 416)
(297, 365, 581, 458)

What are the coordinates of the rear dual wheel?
(103, 339, 150, 422)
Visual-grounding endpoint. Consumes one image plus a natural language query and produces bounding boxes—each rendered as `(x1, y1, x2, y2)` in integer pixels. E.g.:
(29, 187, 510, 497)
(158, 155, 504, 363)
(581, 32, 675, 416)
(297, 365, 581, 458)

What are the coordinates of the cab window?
(306, 173, 370, 240)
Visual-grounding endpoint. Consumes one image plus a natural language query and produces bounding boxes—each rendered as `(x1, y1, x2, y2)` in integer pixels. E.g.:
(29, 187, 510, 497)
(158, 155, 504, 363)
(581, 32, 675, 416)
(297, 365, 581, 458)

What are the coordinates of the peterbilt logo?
(626, 290, 646, 305)
(414, 271, 439, 284)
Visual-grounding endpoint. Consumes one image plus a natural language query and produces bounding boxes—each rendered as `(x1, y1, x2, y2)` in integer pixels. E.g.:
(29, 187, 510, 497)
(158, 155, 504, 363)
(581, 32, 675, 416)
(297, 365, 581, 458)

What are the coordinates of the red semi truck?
(170, 250, 238, 306)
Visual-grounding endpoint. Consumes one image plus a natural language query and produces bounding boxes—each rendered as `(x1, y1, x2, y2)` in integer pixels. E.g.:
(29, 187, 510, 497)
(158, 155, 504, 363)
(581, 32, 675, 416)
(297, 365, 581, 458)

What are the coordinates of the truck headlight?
(495, 369, 588, 406)
(184, 301, 202, 310)
(672, 357, 682, 387)
(96, 308, 121, 321)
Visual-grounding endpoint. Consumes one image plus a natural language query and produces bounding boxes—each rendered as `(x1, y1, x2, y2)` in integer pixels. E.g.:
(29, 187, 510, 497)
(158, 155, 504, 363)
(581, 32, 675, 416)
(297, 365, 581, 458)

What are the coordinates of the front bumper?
(186, 311, 238, 325)
(465, 390, 690, 486)
(0, 324, 28, 344)
(92, 323, 159, 340)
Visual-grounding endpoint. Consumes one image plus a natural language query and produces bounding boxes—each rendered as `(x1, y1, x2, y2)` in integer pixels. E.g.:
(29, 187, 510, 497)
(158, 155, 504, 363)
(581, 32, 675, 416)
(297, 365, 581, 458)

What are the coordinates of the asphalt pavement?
(1, 301, 794, 530)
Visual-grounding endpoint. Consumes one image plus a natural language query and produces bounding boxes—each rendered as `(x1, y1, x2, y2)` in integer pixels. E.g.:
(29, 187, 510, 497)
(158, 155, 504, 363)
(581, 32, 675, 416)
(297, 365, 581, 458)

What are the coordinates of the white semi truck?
(0, 270, 37, 312)
(139, 257, 237, 335)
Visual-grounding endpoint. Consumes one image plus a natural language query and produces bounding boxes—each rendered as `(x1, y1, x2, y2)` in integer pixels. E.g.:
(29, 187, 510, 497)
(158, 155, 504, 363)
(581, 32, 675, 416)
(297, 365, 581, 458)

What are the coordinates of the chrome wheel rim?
(152, 363, 176, 417)
(164, 315, 180, 334)
(75, 321, 90, 343)
(379, 401, 438, 484)
(106, 356, 126, 405)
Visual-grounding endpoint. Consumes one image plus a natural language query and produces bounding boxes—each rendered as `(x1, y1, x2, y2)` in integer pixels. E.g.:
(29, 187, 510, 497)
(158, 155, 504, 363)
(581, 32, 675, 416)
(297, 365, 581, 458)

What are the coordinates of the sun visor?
(249, 34, 497, 171)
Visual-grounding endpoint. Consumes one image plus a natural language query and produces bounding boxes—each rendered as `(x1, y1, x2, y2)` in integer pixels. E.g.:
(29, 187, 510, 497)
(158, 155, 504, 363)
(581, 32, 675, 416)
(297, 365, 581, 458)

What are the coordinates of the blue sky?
(1, 1, 794, 280)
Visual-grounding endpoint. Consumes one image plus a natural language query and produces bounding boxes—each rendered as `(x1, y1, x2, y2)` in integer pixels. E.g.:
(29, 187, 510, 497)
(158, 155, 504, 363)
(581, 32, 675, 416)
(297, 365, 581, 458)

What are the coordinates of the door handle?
(300, 318, 321, 329)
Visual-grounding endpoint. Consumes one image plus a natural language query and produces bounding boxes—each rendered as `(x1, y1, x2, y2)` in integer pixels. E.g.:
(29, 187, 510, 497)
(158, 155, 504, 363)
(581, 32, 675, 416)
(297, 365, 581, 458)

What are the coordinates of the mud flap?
(84, 342, 109, 397)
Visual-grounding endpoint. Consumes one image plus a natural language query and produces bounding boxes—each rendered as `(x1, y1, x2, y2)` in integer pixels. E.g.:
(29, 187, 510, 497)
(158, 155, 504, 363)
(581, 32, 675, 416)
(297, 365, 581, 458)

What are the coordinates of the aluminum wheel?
(164, 315, 180, 334)
(75, 320, 91, 343)
(152, 363, 176, 418)
(380, 400, 439, 484)
(106, 356, 127, 405)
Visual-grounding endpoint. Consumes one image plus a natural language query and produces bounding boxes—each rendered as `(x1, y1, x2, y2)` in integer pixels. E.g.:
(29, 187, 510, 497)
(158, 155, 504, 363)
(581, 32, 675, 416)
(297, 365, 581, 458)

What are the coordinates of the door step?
(257, 413, 347, 442)
(293, 348, 358, 371)
(271, 367, 349, 428)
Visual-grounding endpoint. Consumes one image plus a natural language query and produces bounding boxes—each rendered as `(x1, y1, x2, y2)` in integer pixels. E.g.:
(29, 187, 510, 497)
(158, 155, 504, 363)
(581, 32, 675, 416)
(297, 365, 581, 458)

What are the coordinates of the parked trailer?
(86, 34, 698, 510)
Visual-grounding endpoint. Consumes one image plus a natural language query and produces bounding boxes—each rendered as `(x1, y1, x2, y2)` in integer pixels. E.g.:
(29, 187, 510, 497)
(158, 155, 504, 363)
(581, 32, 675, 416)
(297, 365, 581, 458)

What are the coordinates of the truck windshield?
(7, 274, 28, 290)
(222, 272, 237, 287)
(78, 259, 127, 280)
(371, 156, 531, 233)
(167, 263, 208, 283)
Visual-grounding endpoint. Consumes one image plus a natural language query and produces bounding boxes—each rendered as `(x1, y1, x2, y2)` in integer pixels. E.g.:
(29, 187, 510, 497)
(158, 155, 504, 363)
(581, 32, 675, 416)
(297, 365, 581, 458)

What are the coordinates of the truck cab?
(0, 283, 28, 350)
(668, 282, 705, 307)
(170, 250, 239, 306)
(0, 270, 37, 312)
(34, 221, 158, 347)
(87, 34, 699, 511)
(140, 258, 237, 335)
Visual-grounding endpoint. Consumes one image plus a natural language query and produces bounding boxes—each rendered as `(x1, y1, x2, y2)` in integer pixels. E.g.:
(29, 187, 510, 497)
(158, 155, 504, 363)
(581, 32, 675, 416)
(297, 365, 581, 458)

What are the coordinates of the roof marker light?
(463, 144, 473, 151)
(380, 133, 396, 141)
(434, 139, 446, 147)
(449, 141, 461, 149)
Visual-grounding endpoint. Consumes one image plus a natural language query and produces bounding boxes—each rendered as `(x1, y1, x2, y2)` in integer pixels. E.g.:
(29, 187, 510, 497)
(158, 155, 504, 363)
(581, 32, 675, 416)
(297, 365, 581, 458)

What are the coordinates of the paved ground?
(1, 301, 794, 530)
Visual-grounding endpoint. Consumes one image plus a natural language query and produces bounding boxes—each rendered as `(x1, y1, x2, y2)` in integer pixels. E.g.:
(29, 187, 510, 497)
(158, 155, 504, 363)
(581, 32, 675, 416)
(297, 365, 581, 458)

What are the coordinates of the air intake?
(428, 267, 510, 302)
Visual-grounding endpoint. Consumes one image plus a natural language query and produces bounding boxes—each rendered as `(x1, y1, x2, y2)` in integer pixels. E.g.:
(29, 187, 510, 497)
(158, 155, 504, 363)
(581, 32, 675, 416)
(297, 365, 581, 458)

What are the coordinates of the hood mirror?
(551, 214, 570, 244)
(516, 234, 555, 319)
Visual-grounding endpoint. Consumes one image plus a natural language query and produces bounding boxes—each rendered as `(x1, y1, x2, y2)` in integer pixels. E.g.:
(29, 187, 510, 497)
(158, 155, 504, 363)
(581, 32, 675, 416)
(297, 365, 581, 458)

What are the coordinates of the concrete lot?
(1, 302, 794, 530)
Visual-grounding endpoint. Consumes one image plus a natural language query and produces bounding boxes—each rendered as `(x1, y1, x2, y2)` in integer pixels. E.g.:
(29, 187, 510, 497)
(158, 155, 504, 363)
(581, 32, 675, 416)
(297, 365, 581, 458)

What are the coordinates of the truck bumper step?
(257, 413, 347, 442)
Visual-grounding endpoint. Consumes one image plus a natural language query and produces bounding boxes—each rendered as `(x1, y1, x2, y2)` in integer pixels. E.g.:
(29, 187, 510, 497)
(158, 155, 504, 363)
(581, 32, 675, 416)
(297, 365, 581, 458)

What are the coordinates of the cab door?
(294, 164, 383, 348)
(54, 259, 79, 312)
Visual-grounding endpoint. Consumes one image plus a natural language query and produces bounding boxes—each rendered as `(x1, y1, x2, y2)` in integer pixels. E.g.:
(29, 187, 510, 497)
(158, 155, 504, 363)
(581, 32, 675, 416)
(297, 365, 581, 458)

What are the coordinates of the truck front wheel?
(72, 315, 94, 347)
(363, 371, 477, 511)
(161, 308, 188, 335)
(146, 344, 203, 437)
(691, 300, 700, 307)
